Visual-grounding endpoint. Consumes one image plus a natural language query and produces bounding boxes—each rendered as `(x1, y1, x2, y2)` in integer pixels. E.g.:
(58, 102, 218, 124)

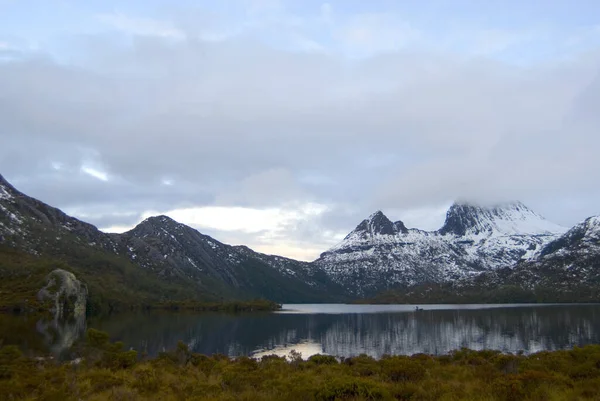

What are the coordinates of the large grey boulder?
(37, 269, 88, 319)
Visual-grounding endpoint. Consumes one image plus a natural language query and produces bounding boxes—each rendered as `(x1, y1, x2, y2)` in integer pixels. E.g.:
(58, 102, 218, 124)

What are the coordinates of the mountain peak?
(367, 210, 386, 219)
(145, 215, 178, 225)
(128, 215, 182, 235)
(344, 210, 410, 240)
(360, 210, 395, 236)
(439, 201, 565, 237)
(449, 200, 528, 211)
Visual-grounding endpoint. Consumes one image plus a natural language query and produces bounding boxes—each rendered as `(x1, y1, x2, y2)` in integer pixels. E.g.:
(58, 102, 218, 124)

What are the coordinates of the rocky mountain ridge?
(315, 202, 569, 295)
(1, 173, 599, 303)
(498, 216, 600, 293)
(0, 174, 345, 303)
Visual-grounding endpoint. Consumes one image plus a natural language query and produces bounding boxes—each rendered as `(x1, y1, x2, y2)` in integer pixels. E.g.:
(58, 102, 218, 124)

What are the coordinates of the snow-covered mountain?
(539, 216, 600, 258)
(3, 171, 599, 303)
(440, 202, 568, 269)
(499, 216, 600, 293)
(315, 202, 568, 296)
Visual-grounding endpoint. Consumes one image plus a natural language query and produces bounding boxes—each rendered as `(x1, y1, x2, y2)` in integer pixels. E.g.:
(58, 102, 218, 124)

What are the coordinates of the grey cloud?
(214, 168, 311, 207)
(80, 211, 144, 231)
(1, 21, 600, 257)
(4, 170, 213, 216)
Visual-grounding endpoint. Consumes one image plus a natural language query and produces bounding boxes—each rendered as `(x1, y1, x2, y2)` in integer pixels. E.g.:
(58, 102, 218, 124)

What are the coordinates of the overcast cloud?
(1, 1, 600, 260)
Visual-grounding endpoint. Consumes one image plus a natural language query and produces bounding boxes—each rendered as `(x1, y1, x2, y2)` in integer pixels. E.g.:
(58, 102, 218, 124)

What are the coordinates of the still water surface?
(5, 304, 600, 358)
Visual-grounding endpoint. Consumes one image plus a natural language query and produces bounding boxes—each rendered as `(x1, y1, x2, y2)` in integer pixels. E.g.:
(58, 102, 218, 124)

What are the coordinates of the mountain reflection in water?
(87, 304, 600, 358)
(3, 304, 600, 358)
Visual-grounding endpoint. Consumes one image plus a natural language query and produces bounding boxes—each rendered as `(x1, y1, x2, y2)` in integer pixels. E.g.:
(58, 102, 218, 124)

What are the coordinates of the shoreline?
(3, 329, 600, 400)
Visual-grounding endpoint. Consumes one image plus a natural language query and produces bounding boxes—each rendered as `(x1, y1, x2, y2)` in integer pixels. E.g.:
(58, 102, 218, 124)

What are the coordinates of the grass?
(2, 329, 600, 400)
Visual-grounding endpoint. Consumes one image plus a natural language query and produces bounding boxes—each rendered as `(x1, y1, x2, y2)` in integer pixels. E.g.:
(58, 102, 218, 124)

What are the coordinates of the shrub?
(568, 362, 600, 380)
(84, 369, 125, 392)
(344, 354, 380, 377)
(0, 345, 22, 379)
(381, 356, 426, 382)
(492, 375, 526, 401)
(132, 365, 161, 393)
(190, 353, 218, 375)
(221, 357, 262, 391)
(86, 328, 110, 349)
(314, 377, 389, 401)
(308, 354, 338, 365)
(391, 382, 420, 401)
(492, 354, 520, 374)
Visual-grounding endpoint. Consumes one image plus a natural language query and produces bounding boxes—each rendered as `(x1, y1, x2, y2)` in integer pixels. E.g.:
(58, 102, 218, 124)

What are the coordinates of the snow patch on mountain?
(439, 202, 567, 237)
(574, 216, 600, 243)
(0, 175, 15, 202)
(0, 185, 12, 201)
(538, 216, 600, 258)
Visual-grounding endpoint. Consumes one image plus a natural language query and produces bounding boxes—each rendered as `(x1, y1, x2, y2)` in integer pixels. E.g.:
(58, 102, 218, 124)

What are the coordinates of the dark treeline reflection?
(84, 305, 600, 358)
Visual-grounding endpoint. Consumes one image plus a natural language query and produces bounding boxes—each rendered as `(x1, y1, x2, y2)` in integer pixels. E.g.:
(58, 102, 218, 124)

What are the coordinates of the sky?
(1, 0, 600, 261)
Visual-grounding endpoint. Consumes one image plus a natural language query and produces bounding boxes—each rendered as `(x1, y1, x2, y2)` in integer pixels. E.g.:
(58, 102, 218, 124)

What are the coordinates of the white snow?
(581, 216, 600, 242)
(0, 220, 15, 234)
(126, 246, 137, 259)
(317, 202, 569, 295)
(552, 216, 600, 250)
(471, 205, 568, 236)
(0, 184, 12, 201)
(0, 204, 23, 224)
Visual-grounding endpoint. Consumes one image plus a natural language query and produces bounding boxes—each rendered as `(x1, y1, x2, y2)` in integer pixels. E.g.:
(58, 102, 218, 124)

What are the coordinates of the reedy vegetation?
(2, 329, 600, 400)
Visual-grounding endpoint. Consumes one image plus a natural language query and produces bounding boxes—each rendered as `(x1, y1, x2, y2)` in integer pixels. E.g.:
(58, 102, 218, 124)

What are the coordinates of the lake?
(3, 303, 600, 359)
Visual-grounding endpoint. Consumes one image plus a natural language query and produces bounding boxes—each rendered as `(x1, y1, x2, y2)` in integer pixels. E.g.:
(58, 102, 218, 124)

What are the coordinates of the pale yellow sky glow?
(101, 202, 344, 261)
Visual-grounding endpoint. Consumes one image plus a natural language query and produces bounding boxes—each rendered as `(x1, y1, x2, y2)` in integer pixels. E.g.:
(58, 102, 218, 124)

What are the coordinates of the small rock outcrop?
(37, 269, 88, 319)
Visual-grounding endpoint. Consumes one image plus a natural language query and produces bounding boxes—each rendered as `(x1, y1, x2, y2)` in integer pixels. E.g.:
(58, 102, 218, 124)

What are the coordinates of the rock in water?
(37, 269, 88, 318)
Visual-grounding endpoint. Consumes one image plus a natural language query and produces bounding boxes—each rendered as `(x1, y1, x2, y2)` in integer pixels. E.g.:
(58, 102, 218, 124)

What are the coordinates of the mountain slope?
(0, 174, 120, 253)
(367, 215, 600, 304)
(0, 175, 225, 311)
(439, 202, 567, 269)
(315, 202, 567, 296)
(121, 215, 346, 302)
(0, 174, 346, 305)
(316, 211, 480, 295)
(500, 216, 600, 293)
(439, 201, 565, 237)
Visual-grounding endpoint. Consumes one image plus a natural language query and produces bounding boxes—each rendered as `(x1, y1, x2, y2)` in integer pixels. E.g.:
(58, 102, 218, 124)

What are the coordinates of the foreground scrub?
(2, 329, 600, 400)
